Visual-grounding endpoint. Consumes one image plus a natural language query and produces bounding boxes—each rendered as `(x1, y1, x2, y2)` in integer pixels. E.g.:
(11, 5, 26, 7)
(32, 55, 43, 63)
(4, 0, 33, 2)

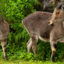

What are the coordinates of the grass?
(0, 59, 64, 64)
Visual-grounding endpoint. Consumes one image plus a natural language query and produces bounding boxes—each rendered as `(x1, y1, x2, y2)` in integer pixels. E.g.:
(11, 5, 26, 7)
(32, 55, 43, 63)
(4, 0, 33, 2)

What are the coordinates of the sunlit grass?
(0, 59, 64, 64)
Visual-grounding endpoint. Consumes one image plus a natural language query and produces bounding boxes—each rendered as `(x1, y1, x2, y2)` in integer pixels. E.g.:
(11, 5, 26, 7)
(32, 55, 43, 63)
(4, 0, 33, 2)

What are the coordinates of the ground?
(0, 59, 64, 64)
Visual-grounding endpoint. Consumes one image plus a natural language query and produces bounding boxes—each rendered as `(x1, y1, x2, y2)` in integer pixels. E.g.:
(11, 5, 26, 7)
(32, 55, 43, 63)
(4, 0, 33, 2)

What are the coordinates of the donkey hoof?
(5, 58, 8, 60)
(4, 56, 8, 60)
(50, 59, 55, 62)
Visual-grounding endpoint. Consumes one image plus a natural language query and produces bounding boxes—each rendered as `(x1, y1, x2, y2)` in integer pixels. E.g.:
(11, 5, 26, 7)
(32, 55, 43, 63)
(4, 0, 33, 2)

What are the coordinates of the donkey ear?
(56, 3, 62, 9)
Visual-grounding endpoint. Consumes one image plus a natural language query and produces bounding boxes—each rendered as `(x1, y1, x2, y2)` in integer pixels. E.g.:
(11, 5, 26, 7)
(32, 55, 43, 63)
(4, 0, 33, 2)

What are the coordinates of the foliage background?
(0, 0, 64, 61)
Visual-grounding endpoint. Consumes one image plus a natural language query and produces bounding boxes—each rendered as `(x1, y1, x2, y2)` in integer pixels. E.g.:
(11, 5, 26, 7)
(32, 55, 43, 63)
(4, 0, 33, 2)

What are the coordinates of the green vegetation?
(0, 0, 64, 62)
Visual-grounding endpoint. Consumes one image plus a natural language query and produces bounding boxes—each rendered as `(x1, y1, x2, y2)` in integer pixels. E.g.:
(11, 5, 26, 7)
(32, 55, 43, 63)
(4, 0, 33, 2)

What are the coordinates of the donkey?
(0, 15, 9, 60)
(49, 2, 64, 25)
(22, 2, 64, 62)
(21, 12, 58, 62)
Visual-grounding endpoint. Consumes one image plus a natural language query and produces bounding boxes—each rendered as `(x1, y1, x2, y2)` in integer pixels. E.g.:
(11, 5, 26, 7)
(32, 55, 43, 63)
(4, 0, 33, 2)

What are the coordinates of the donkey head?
(49, 2, 64, 25)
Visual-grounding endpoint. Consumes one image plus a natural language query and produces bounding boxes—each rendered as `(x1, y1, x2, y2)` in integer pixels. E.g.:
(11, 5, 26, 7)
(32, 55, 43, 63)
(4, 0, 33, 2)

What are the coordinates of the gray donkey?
(22, 2, 64, 62)
(0, 15, 9, 60)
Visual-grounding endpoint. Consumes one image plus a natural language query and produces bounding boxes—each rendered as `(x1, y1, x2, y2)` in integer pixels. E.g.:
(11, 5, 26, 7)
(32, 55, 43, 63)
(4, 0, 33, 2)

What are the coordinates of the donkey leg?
(50, 31, 57, 62)
(50, 42, 56, 62)
(27, 38, 32, 53)
(1, 40, 8, 60)
(31, 36, 38, 55)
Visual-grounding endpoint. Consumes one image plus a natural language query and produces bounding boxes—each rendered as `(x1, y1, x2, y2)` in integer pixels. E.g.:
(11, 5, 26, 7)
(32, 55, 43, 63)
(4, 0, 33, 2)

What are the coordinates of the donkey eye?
(56, 12, 59, 14)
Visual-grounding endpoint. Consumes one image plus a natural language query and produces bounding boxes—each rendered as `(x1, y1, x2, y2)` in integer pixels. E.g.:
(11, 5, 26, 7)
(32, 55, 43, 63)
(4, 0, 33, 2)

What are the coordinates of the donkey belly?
(39, 36, 49, 42)
(39, 31, 50, 42)
(0, 30, 6, 40)
(57, 37, 64, 43)
(0, 22, 9, 40)
(0, 33, 8, 40)
(0, 30, 3, 39)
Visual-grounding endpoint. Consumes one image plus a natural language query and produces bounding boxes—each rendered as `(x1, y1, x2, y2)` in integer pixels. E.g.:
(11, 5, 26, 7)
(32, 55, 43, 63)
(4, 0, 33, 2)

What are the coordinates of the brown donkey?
(22, 2, 64, 61)
(49, 2, 64, 25)
(0, 15, 9, 60)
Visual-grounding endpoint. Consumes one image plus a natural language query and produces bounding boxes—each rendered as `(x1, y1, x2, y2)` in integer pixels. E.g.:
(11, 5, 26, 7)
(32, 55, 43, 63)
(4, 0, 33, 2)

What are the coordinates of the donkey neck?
(55, 21, 64, 30)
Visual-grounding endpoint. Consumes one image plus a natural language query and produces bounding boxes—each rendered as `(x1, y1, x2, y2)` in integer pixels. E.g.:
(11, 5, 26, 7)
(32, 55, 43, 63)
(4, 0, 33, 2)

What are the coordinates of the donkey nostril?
(51, 23, 54, 26)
